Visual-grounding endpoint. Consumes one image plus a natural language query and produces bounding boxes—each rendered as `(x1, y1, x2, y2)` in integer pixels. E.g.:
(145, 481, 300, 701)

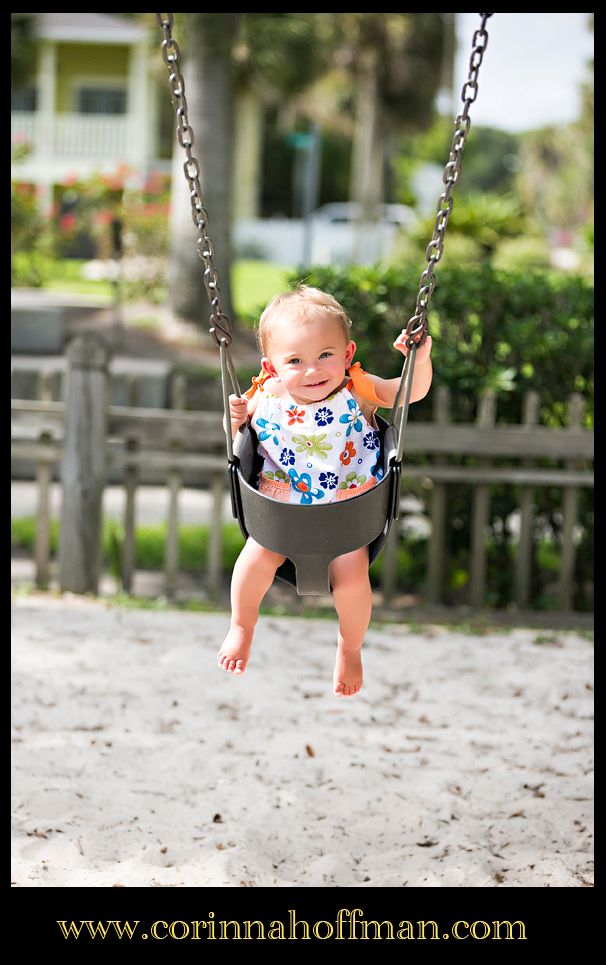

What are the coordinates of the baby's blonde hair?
(257, 284, 352, 356)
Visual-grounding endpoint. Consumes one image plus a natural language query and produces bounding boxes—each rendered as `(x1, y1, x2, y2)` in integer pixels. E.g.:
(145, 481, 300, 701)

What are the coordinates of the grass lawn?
(36, 258, 295, 319)
(43, 258, 115, 300)
(232, 261, 294, 318)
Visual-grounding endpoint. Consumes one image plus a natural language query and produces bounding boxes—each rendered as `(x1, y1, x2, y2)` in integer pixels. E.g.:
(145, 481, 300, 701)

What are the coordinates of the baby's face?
(262, 313, 355, 404)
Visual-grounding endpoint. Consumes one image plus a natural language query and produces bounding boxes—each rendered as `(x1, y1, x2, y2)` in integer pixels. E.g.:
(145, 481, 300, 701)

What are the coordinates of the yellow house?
(11, 12, 165, 213)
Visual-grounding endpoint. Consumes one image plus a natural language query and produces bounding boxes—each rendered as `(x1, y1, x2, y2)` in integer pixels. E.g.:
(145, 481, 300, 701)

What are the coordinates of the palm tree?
(167, 13, 327, 327)
(333, 14, 449, 246)
(11, 14, 38, 89)
(166, 14, 239, 326)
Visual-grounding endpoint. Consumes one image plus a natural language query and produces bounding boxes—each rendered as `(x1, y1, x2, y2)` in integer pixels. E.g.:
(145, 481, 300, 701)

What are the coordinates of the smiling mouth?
(305, 380, 328, 387)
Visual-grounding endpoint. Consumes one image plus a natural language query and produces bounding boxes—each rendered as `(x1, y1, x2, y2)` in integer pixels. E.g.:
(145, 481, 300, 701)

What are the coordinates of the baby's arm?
(364, 334, 433, 408)
(226, 391, 260, 439)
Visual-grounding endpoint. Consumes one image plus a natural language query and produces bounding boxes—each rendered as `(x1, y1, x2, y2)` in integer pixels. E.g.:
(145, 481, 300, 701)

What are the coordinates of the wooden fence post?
(469, 389, 496, 607)
(59, 334, 109, 594)
(514, 390, 540, 608)
(381, 516, 399, 605)
(427, 385, 450, 605)
(165, 375, 186, 599)
(558, 393, 584, 609)
(122, 436, 139, 594)
(208, 472, 224, 598)
(34, 372, 54, 589)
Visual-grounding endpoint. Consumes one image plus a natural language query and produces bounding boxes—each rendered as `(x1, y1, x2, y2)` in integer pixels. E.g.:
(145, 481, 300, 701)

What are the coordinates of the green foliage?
(11, 176, 54, 287)
(297, 262, 593, 421)
(401, 193, 537, 267)
(517, 123, 593, 238)
(492, 237, 552, 272)
(11, 14, 37, 88)
(235, 13, 328, 97)
(394, 121, 521, 204)
(11, 517, 246, 577)
(12, 164, 172, 301)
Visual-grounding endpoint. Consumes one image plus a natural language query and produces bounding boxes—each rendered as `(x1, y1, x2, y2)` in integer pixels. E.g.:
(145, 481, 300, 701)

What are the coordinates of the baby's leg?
(328, 546, 372, 697)
(217, 538, 286, 674)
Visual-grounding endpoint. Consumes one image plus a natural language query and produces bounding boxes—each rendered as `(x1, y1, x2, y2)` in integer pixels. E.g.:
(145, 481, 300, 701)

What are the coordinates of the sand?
(11, 592, 593, 888)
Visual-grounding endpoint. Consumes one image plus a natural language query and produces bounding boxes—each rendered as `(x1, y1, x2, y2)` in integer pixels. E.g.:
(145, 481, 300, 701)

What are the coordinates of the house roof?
(34, 12, 146, 45)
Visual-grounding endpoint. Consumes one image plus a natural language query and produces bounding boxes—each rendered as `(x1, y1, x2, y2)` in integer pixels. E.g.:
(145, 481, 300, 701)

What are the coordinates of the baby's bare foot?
(333, 646, 363, 697)
(217, 626, 253, 674)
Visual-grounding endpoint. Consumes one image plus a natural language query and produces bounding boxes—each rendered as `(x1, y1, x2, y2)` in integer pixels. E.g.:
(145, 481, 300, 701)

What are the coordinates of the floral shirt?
(252, 381, 384, 504)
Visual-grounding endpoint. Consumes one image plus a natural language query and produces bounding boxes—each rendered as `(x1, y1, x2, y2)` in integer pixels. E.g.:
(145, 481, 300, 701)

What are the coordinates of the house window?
(76, 87, 127, 115)
(12, 87, 37, 112)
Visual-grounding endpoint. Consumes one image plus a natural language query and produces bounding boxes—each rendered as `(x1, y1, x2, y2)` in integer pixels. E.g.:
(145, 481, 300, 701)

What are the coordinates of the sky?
(452, 13, 593, 133)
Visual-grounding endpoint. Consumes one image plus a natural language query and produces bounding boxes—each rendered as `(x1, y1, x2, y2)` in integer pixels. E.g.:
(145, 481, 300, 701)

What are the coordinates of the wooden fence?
(11, 335, 594, 610)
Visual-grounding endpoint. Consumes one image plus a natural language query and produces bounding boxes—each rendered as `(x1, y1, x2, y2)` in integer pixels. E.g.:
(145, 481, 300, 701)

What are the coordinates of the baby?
(218, 285, 432, 697)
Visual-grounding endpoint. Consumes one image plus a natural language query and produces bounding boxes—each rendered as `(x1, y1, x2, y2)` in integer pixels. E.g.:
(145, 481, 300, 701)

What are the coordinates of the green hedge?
(287, 264, 593, 425)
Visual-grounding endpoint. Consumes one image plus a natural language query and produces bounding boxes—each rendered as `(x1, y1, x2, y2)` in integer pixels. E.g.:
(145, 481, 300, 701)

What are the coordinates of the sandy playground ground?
(11, 592, 593, 888)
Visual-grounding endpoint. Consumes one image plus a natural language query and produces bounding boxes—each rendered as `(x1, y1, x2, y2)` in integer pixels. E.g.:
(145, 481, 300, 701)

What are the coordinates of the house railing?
(11, 336, 594, 611)
(12, 111, 130, 160)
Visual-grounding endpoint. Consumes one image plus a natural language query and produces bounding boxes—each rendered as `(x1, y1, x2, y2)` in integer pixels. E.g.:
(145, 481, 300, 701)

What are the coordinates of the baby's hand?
(393, 332, 432, 364)
(229, 394, 249, 429)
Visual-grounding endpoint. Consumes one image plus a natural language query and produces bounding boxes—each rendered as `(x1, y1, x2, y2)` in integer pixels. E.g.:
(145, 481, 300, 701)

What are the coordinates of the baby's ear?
(261, 357, 277, 378)
(345, 339, 357, 366)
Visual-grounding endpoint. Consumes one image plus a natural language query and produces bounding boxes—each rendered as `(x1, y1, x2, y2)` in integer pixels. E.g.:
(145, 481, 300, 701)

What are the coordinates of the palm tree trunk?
(169, 13, 236, 327)
(232, 87, 264, 220)
(349, 46, 385, 262)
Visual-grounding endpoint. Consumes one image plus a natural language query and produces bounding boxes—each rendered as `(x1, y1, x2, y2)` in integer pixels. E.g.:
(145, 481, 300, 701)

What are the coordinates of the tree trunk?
(232, 86, 264, 220)
(349, 46, 386, 262)
(168, 14, 236, 327)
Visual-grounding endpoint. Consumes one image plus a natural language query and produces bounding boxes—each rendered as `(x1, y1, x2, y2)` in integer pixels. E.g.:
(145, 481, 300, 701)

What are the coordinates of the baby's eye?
(319, 352, 332, 359)
(287, 358, 301, 365)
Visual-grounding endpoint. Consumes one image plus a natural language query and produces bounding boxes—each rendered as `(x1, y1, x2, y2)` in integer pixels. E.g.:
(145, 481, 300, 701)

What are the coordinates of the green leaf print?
(338, 472, 367, 490)
(291, 433, 332, 460)
(265, 470, 288, 481)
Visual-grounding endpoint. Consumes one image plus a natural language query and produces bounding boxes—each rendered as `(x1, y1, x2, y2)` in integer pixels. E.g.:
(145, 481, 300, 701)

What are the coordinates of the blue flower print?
(288, 469, 325, 505)
(363, 430, 380, 451)
(279, 448, 296, 467)
(315, 406, 334, 427)
(370, 456, 385, 481)
(256, 417, 281, 446)
(318, 471, 338, 491)
(339, 398, 363, 437)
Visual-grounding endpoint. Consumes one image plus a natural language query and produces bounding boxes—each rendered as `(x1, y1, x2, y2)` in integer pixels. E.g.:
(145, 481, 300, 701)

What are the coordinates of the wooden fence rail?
(11, 336, 594, 610)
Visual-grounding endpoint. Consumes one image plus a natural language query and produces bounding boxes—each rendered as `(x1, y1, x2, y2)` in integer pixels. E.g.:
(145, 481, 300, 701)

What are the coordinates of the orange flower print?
(340, 441, 357, 466)
(286, 405, 306, 425)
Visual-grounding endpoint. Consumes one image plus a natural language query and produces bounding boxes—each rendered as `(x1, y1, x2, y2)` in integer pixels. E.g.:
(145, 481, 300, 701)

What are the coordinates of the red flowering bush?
(52, 165, 171, 300)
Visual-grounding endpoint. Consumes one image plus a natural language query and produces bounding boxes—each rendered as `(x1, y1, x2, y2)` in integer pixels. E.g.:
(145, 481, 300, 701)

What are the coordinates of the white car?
(310, 202, 416, 228)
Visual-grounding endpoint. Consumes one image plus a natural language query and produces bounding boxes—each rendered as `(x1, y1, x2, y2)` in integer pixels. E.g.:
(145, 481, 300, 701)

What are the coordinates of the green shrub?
(11, 181, 54, 286)
(492, 237, 552, 272)
(11, 517, 246, 577)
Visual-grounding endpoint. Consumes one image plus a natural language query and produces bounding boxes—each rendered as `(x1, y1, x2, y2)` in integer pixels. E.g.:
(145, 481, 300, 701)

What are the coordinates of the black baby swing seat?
(230, 413, 401, 595)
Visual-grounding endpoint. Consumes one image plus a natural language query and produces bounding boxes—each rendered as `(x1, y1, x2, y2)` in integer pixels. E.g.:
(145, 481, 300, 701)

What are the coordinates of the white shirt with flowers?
(252, 382, 384, 504)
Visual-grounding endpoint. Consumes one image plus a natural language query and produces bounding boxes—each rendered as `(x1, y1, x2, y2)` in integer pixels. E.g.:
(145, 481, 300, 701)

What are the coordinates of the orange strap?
(244, 360, 384, 405)
(346, 361, 385, 405)
(243, 369, 271, 399)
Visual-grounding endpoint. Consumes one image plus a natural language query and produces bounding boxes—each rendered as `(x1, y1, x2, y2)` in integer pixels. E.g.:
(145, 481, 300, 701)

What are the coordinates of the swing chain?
(156, 14, 233, 348)
(404, 12, 493, 350)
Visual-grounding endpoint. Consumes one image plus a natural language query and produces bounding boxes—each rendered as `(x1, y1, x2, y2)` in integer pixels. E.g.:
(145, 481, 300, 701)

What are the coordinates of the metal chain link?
(404, 13, 494, 349)
(156, 13, 233, 348)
